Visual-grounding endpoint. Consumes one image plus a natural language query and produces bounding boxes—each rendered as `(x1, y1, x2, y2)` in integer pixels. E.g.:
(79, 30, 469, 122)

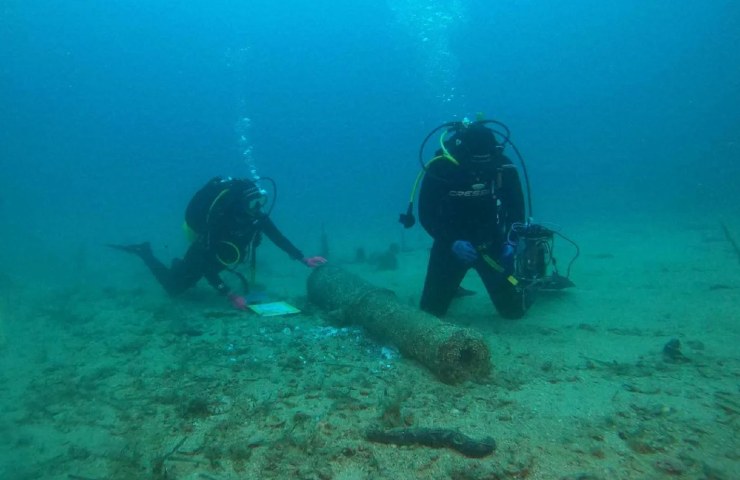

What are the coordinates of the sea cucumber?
(365, 427, 496, 458)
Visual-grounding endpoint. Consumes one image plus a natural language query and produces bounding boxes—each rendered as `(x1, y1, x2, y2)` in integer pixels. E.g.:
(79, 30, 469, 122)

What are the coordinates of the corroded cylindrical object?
(307, 265, 491, 384)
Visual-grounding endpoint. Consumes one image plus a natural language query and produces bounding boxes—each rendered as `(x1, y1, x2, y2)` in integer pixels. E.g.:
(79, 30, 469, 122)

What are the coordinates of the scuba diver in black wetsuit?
(109, 176, 326, 310)
(399, 116, 578, 319)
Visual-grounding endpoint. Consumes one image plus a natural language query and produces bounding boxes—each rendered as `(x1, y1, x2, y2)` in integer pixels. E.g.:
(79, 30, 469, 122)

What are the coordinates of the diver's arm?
(260, 216, 305, 261)
(419, 173, 453, 244)
(204, 270, 230, 295)
(204, 269, 248, 309)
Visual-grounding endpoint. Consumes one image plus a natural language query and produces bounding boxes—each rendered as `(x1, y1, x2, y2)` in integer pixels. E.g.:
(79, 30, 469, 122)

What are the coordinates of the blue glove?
(452, 240, 478, 264)
(500, 241, 516, 273)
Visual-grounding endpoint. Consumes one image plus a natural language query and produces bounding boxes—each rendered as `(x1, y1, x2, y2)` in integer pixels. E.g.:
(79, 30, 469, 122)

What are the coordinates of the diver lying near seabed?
(109, 176, 326, 310)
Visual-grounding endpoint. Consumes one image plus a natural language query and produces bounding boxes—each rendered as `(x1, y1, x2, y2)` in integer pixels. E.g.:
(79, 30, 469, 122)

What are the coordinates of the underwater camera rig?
(510, 222, 578, 291)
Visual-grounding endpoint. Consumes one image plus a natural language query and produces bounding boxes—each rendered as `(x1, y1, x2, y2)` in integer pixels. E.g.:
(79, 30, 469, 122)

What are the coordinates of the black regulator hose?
(260, 176, 278, 216)
(417, 121, 459, 170)
(501, 137, 533, 220)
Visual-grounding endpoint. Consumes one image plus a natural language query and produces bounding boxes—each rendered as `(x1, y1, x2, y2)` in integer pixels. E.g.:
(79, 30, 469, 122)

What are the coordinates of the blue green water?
(2, 1, 738, 279)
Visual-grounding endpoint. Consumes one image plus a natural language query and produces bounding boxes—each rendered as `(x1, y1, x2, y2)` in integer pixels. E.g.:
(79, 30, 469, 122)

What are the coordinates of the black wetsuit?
(139, 179, 303, 297)
(418, 146, 528, 319)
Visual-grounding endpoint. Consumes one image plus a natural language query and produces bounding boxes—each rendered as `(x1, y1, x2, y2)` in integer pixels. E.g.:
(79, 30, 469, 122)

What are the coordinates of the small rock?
(662, 338, 690, 363)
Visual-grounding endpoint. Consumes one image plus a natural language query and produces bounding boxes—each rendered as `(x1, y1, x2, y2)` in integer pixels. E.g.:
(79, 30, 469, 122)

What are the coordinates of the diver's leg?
(137, 246, 190, 296)
(109, 242, 201, 296)
(153, 244, 208, 296)
(134, 245, 171, 286)
(477, 263, 528, 319)
(420, 240, 468, 317)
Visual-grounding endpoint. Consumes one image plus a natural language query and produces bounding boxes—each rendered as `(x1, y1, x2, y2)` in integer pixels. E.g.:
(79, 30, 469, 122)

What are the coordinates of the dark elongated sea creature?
(366, 427, 496, 458)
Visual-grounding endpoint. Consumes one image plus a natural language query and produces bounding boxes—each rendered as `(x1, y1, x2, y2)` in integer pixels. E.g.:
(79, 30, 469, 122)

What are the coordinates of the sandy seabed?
(0, 218, 738, 480)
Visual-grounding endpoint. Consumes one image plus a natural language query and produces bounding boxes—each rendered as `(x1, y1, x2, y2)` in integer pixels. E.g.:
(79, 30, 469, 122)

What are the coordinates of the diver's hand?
(228, 293, 249, 311)
(302, 256, 327, 268)
(452, 240, 478, 264)
(500, 241, 516, 272)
